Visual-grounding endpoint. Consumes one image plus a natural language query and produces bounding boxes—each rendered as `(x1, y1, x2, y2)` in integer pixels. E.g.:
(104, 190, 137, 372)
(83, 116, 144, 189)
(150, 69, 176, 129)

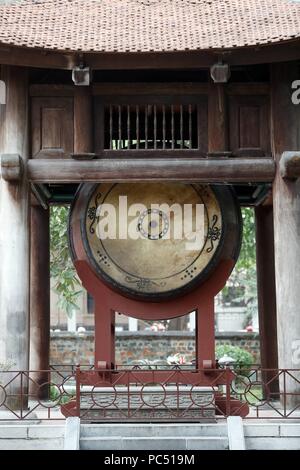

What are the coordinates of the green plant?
(49, 385, 74, 405)
(220, 207, 258, 323)
(50, 206, 82, 317)
(0, 360, 15, 371)
(216, 344, 254, 369)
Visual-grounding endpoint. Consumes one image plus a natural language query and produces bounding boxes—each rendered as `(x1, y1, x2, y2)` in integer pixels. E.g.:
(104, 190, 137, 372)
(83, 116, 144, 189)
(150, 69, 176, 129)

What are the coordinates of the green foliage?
(220, 208, 257, 321)
(50, 206, 81, 318)
(0, 360, 15, 371)
(216, 344, 254, 369)
(50, 385, 74, 405)
(236, 207, 256, 273)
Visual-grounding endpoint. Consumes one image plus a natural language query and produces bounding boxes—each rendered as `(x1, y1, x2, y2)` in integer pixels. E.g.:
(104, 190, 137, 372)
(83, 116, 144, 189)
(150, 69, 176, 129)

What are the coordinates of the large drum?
(69, 183, 242, 301)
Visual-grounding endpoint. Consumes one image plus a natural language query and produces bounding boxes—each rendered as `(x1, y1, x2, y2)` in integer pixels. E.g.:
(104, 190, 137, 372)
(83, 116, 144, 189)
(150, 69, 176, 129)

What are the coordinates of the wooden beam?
(92, 82, 209, 96)
(1, 41, 300, 70)
(97, 150, 206, 158)
(27, 157, 275, 183)
(29, 84, 75, 97)
(85, 43, 300, 70)
(280, 151, 300, 180)
(226, 83, 270, 96)
(29, 82, 270, 98)
(0, 45, 75, 70)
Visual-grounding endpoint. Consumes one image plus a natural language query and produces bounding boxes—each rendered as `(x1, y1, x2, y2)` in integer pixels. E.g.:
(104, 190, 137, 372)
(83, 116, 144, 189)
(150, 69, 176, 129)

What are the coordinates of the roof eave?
(1, 40, 300, 71)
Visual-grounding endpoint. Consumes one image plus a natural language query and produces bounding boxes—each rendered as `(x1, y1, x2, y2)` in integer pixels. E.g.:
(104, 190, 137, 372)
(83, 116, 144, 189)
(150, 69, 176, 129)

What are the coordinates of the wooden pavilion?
(0, 0, 300, 409)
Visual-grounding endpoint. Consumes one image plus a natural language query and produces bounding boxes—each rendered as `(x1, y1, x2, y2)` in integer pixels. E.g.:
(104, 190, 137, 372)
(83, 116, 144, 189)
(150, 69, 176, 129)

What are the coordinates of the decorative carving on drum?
(69, 183, 242, 301)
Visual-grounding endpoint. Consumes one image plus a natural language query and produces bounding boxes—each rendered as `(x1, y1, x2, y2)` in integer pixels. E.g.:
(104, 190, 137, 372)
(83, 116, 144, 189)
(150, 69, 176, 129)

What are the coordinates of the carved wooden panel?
(229, 95, 270, 156)
(31, 97, 74, 158)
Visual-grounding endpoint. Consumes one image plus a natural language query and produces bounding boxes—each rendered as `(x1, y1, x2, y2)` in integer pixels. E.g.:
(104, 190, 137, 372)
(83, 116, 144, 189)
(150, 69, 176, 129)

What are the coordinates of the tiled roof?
(0, 0, 300, 53)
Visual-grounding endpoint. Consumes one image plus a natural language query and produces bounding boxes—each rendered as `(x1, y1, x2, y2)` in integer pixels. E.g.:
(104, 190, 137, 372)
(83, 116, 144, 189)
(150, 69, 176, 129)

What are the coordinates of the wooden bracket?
(30, 184, 49, 209)
(280, 151, 300, 180)
(0, 153, 23, 181)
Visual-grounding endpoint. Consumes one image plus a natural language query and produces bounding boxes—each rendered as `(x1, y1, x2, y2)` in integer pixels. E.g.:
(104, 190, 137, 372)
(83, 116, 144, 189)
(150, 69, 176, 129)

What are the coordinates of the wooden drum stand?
(66, 181, 245, 404)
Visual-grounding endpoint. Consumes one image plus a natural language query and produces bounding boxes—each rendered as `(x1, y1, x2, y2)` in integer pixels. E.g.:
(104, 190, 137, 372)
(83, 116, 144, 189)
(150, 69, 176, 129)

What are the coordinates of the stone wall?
(50, 331, 260, 365)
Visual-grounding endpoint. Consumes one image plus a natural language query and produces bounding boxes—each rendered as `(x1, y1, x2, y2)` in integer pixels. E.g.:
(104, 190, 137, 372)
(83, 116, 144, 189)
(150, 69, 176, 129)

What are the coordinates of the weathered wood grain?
(280, 151, 300, 180)
(27, 157, 275, 183)
(271, 62, 300, 407)
(0, 153, 22, 181)
(0, 66, 29, 408)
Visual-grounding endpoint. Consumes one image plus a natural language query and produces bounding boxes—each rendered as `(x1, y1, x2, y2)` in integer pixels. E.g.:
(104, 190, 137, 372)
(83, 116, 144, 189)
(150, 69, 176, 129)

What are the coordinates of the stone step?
(0, 437, 64, 451)
(80, 423, 227, 438)
(80, 436, 228, 451)
(246, 437, 300, 451)
(0, 424, 65, 450)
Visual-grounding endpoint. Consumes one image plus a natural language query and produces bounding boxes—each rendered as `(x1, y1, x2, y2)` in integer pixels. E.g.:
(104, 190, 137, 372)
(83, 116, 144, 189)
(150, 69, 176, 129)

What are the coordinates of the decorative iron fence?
(0, 366, 299, 421)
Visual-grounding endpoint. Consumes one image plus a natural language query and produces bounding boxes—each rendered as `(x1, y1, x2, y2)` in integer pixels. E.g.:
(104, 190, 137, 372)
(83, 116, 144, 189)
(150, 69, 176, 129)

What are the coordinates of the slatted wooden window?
(104, 104, 197, 150)
(94, 89, 208, 156)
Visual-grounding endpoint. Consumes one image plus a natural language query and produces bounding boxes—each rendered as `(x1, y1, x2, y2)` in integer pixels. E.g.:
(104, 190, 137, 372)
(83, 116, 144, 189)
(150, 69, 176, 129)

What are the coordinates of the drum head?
(69, 182, 241, 301)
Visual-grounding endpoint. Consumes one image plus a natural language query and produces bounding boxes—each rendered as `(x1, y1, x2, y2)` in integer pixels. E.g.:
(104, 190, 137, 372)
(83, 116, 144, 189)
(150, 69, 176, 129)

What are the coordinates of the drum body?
(69, 182, 242, 301)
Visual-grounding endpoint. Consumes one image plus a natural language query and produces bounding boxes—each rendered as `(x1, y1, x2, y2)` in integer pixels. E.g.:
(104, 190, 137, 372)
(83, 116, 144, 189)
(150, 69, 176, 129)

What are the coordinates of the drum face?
(69, 182, 242, 301)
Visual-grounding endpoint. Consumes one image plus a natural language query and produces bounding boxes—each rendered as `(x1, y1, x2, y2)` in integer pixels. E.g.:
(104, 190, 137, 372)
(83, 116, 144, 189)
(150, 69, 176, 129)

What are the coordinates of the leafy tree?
(236, 207, 256, 273)
(220, 207, 257, 322)
(50, 206, 81, 317)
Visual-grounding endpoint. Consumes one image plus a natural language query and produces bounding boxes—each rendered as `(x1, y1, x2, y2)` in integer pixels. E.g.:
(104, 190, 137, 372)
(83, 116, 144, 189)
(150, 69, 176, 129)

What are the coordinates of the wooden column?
(195, 298, 215, 368)
(255, 205, 279, 395)
(74, 87, 93, 153)
(205, 81, 228, 366)
(271, 62, 300, 407)
(208, 82, 228, 152)
(29, 202, 50, 391)
(73, 85, 95, 364)
(0, 66, 29, 407)
(94, 303, 115, 369)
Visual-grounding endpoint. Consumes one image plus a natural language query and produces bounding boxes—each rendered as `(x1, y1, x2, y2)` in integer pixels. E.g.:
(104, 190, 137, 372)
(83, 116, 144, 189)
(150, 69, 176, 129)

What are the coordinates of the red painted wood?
(75, 258, 233, 320)
(74, 258, 234, 368)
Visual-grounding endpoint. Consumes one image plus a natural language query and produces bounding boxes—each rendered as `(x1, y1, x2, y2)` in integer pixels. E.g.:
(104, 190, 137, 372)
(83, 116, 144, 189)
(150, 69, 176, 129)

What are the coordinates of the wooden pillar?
(208, 82, 228, 152)
(0, 66, 29, 407)
(204, 81, 228, 367)
(29, 202, 50, 391)
(73, 85, 95, 365)
(195, 298, 215, 368)
(94, 304, 115, 369)
(271, 62, 300, 407)
(255, 205, 279, 395)
(74, 87, 93, 154)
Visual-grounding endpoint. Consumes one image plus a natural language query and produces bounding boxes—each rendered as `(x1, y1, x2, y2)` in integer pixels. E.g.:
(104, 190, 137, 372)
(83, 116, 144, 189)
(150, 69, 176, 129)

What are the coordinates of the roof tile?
(0, 0, 300, 53)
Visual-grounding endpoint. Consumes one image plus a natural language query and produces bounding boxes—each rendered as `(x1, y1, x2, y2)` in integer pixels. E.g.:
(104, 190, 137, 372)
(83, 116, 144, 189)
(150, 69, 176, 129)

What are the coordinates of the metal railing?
(0, 366, 299, 421)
